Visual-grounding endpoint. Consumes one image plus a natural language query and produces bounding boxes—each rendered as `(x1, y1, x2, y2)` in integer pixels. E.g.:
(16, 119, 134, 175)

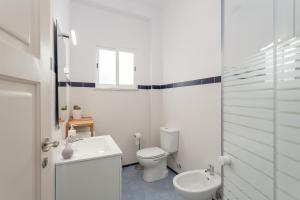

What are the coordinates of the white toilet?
(136, 127, 179, 182)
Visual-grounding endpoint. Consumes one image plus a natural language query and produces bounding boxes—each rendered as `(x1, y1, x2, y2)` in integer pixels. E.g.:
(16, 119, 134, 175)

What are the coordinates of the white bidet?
(173, 169, 221, 200)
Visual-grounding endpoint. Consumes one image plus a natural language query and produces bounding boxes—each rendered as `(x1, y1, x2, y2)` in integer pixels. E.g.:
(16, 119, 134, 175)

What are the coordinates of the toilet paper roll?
(133, 132, 141, 145)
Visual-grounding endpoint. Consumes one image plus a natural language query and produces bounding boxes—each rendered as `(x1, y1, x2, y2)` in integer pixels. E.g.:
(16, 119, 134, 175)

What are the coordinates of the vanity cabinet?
(55, 136, 122, 200)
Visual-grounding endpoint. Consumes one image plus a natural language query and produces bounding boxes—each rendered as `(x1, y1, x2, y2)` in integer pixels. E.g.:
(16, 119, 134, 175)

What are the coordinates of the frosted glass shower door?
(276, 36, 300, 200)
(223, 0, 300, 200)
(222, 0, 275, 199)
(275, 1, 300, 198)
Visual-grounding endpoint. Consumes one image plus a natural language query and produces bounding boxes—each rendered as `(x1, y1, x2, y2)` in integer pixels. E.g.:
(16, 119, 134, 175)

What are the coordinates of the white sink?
(173, 169, 221, 200)
(76, 137, 110, 154)
(56, 135, 122, 165)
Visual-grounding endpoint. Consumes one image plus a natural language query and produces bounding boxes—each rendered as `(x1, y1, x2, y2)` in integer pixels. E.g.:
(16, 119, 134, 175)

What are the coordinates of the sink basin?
(77, 137, 110, 154)
(173, 169, 221, 200)
(56, 135, 122, 165)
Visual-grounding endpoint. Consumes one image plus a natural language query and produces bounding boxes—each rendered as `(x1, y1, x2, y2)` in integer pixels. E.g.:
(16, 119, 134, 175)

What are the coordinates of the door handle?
(42, 138, 60, 152)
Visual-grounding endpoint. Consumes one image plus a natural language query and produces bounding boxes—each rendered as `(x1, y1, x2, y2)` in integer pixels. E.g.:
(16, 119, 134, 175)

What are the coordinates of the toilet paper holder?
(133, 132, 144, 170)
(133, 133, 142, 149)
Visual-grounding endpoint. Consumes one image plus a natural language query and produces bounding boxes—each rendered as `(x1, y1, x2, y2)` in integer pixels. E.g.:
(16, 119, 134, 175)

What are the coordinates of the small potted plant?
(60, 105, 68, 121)
(73, 105, 82, 119)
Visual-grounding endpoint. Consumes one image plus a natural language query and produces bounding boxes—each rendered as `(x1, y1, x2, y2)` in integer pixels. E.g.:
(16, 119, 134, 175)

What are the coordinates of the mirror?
(54, 21, 70, 128)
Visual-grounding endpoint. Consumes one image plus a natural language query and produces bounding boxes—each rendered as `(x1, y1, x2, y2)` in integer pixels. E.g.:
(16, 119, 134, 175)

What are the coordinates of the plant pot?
(73, 109, 82, 119)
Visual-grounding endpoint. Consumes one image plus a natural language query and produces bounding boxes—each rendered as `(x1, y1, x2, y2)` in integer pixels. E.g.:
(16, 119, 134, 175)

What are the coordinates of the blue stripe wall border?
(58, 76, 221, 89)
(58, 81, 96, 88)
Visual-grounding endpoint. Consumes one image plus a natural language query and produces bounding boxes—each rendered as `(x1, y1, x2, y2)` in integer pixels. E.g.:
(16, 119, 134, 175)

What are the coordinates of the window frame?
(96, 46, 137, 90)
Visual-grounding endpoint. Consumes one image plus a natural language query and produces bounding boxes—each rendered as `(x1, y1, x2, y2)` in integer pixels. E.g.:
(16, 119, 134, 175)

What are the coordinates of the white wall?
(69, 1, 153, 165)
(70, 2, 151, 84)
(160, 0, 222, 173)
(161, 0, 221, 83)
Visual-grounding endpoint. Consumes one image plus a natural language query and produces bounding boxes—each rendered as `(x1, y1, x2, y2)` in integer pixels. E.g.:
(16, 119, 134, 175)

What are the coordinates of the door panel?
(0, 78, 39, 200)
(0, 0, 32, 44)
(0, 0, 39, 57)
(222, 0, 275, 199)
(223, 0, 300, 200)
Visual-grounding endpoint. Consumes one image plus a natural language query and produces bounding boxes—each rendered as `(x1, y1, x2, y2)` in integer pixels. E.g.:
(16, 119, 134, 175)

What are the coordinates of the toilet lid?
(137, 147, 166, 159)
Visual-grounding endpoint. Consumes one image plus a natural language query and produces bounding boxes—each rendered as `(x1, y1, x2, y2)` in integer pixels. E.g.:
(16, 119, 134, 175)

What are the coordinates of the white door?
(0, 0, 55, 200)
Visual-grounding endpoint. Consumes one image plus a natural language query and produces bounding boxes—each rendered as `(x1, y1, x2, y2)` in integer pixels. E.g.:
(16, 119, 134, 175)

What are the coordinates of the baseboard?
(122, 162, 138, 168)
(122, 162, 179, 175)
(167, 166, 179, 175)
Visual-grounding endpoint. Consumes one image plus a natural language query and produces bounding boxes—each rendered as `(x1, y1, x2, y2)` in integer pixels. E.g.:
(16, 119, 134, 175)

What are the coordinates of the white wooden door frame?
(40, 0, 57, 199)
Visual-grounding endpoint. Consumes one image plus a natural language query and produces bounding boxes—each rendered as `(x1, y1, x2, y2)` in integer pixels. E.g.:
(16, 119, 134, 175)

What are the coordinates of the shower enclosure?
(222, 0, 300, 199)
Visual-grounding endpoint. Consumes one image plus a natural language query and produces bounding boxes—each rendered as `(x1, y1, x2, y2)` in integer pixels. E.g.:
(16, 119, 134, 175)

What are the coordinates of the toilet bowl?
(137, 147, 168, 182)
(136, 127, 179, 182)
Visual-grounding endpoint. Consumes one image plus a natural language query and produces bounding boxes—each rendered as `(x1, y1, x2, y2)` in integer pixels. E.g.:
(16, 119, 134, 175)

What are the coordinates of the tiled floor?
(122, 165, 184, 200)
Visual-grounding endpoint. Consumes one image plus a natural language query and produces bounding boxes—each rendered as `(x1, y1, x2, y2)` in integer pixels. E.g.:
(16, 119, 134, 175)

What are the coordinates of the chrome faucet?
(205, 164, 215, 176)
(67, 135, 83, 143)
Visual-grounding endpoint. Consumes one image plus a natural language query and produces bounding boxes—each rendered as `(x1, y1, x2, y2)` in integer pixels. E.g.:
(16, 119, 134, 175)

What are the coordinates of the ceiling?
(71, 0, 167, 19)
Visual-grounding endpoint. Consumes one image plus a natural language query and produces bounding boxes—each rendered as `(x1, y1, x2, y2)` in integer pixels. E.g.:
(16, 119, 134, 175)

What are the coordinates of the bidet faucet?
(205, 164, 215, 176)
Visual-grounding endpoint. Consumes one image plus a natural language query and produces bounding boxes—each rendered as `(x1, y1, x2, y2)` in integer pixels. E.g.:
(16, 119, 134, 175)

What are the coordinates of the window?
(98, 49, 116, 85)
(97, 48, 135, 89)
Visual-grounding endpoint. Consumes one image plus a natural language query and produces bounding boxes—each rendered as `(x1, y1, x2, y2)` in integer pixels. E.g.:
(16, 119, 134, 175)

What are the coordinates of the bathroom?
(0, 0, 299, 200)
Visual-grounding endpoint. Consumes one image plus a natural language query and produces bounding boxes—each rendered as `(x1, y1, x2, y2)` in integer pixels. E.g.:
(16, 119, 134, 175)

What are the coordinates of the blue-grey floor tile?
(122, 166, 183, 200)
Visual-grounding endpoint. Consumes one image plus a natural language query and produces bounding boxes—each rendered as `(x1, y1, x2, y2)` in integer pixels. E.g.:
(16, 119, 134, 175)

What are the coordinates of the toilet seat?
(137, 147, 167, 159)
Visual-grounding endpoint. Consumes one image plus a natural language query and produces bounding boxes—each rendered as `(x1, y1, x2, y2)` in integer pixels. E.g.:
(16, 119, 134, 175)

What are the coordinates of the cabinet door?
(56, 156, 122, 200)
